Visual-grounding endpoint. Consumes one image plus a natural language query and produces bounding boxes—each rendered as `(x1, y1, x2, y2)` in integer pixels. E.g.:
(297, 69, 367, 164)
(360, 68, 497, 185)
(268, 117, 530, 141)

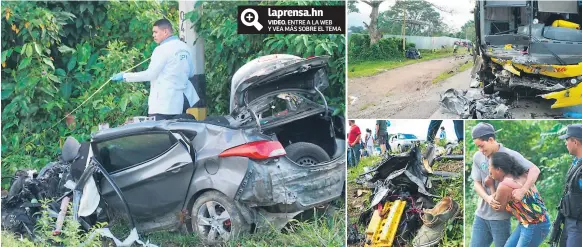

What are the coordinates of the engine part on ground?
(474, 94, 511, 119)
(365, 200, 407, 247)
(412, 197, 460, 247)
(439, 89, 471, 118)
(440, 88, 512, 119)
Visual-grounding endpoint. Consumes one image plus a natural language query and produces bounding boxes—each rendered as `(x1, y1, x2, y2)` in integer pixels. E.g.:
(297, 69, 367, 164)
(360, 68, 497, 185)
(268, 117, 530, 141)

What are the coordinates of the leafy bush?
(348, 33, 415, 62)
(1, 1, 178, 188)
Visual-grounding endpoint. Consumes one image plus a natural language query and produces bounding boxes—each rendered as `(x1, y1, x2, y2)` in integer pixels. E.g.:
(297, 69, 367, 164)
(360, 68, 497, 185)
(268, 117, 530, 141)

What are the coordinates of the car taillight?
(219, 141, 286, 159)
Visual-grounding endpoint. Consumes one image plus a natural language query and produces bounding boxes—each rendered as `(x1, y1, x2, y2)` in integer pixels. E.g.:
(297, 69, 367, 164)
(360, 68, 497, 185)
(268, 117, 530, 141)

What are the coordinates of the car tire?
(190, 191, 249, 244)
(285, 142, 331, 166)
(483, 79, 494, 94)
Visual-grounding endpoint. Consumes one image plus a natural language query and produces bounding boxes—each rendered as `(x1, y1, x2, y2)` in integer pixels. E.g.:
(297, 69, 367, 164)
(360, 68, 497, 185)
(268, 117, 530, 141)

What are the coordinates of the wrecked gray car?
(1, 54, 346, 245)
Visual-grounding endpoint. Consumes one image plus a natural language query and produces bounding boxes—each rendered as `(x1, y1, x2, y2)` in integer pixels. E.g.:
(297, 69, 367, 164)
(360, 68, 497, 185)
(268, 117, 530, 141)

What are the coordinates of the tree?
(361, 0, 385, 45)
(460, 20, 476, 43)
(349, 25, 365, 34)
(378, 0, 446, 36)
(348, 0, 359, 13)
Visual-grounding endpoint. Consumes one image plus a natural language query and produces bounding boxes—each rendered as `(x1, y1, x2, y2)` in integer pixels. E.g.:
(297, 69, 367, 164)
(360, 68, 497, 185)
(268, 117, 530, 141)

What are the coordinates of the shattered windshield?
(247, 92, 321, 126)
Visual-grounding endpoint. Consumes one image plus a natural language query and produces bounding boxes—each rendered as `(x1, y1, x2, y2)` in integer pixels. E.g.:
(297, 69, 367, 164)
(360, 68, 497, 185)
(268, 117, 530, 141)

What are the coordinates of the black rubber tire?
(483, 80, 495, 94)
(285, 142, 331, 165)
(190, 191, 249, 245)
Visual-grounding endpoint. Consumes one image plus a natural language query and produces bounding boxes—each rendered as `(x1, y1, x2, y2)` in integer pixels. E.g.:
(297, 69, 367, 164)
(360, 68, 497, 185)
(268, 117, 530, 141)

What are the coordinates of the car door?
(94, 131, 195, 220)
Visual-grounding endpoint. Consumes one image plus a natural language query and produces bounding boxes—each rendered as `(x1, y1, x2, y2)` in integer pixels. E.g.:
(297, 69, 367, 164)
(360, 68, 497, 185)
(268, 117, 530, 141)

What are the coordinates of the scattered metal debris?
(354, 144, 461, 246)
(440, 88, 513, 119)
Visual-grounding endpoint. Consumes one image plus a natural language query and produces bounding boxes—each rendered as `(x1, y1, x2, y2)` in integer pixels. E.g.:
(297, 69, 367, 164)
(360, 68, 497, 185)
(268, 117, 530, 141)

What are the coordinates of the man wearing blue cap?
(558, 124, 582, 247)
(469, 122, 541, 247)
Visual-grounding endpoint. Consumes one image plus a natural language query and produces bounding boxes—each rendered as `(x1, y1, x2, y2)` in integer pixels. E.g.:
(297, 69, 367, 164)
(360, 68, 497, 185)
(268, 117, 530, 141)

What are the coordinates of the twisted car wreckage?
(1, 54, 346, 245)
(348, 145, 462, 247)
(472, 1, 582, 109)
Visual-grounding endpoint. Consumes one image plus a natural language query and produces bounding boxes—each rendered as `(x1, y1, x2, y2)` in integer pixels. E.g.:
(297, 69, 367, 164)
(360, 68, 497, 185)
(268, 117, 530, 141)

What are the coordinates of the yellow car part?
(491, 58, 582, 79)
(491, 58, 521, 76)
(186, 107, 206, 120)
(365, 200, 407, 247)
(552, 20, 580, 30)
(542, 82, 582, 108)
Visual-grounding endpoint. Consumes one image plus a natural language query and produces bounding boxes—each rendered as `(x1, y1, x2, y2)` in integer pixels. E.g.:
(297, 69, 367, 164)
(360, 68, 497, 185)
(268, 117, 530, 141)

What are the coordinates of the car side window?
(96, 132, 176, 173)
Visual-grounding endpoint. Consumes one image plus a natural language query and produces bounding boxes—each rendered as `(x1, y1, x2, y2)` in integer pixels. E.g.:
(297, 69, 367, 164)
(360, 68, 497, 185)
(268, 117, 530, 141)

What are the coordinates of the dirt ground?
(348, 55, 576, 119)
(348, 55, 471, 119)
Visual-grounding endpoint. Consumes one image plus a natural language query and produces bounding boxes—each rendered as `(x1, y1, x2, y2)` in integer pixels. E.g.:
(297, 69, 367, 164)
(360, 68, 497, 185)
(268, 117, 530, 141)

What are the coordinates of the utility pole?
(402, 8, 406, 54)
(179, 1, 206, 120)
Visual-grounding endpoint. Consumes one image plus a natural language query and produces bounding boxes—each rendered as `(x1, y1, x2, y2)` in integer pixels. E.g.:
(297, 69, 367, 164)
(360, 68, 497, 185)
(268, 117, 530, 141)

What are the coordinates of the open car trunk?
(262, 111, 345, 160)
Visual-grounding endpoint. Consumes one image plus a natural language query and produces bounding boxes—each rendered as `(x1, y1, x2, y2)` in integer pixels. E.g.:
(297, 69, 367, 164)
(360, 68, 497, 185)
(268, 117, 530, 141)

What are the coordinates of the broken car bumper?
(542, 82, 582, 108)
(237, 155, 345, 213)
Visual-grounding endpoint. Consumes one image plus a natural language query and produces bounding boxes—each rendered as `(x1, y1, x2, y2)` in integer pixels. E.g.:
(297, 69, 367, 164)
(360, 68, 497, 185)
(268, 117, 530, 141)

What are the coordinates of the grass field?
(348, 48, 470, 78)
(432, 60, 474, 84)
(2, 203, 346, 247)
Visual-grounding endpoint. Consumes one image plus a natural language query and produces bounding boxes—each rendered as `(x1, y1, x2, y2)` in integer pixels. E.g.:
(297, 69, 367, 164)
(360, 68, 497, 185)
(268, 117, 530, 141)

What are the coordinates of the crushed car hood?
(229, 54, 330, 114)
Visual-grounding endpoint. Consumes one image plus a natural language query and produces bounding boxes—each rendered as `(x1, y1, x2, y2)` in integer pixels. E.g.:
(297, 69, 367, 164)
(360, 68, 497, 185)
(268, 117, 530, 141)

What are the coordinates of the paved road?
(348, 56, 575, 119)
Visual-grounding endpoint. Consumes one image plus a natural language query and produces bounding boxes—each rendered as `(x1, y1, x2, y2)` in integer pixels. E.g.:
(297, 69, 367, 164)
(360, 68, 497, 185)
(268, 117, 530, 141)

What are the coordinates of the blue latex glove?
(111, 72, 124, 82)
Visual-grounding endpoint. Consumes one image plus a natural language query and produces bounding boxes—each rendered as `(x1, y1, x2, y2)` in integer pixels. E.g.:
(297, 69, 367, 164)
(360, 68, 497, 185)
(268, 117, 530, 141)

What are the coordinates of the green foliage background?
(464, 120, 579, 245)
(1, 1, 345, 188)
(348, 34, 414, 62)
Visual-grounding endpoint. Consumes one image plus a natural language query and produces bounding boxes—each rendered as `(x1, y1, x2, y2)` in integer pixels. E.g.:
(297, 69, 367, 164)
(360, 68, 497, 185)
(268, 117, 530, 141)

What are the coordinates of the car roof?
(91, 120, 174, 142)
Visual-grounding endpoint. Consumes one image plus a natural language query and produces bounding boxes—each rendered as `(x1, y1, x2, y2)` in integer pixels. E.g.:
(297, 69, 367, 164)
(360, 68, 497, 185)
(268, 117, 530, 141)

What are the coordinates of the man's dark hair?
(349, 120, 355, 124)
(366, 128, 371, 133)
(440, 127, 445, 130)
(490, 152, 527, 177)
(475, 133, 495, 142)
(154, 19, 173, 33)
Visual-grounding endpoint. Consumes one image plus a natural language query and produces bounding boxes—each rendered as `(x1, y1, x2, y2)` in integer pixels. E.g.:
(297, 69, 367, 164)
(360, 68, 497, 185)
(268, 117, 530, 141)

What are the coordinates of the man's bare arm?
(474, 180, 500, 208)
(512, 164, 540, 200)
(522, 165, 540, 191)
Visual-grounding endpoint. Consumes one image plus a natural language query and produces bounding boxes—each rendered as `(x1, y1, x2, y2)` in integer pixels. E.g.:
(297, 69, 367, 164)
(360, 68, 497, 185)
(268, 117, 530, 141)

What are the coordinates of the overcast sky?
(351, 119, 461, 141)
(348, 0, 475, 31)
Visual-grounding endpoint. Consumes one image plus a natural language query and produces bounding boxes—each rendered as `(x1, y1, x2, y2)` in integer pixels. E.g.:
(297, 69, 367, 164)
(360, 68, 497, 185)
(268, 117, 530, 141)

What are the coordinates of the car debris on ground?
(348, 144, 461, 247)
(440, 88, 512, 119)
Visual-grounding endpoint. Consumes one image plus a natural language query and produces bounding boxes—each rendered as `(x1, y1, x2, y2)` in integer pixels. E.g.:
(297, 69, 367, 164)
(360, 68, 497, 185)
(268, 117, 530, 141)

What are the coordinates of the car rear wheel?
(285, 142, 331, 166)
(191, 191, 249, 244)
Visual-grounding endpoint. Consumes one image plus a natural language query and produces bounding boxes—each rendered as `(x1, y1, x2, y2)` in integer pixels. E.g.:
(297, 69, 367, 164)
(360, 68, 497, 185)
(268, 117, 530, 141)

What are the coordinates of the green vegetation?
(2, 199, 345, 247)
(142, 208, 345, 247)
(348, 48, 468, 78)
(432, 60, 474, 84)
(1, 1, 345, 246)
(464, 120, 580, 246)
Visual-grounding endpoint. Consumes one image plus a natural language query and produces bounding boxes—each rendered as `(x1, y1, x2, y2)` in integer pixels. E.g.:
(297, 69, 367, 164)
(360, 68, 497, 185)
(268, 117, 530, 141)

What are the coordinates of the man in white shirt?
(111, 19, 199, 120)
